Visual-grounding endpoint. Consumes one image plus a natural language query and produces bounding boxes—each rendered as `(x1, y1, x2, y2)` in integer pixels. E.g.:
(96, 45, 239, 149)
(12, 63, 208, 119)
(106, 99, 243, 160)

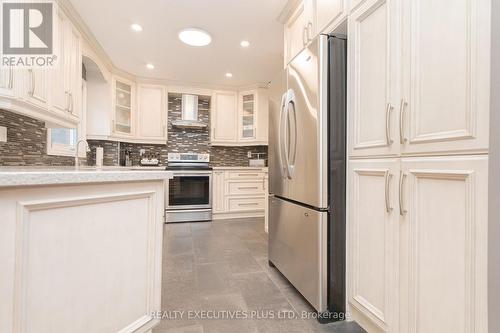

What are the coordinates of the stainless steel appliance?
(165, 153, 212, 223)
(268, 34, 347, 318)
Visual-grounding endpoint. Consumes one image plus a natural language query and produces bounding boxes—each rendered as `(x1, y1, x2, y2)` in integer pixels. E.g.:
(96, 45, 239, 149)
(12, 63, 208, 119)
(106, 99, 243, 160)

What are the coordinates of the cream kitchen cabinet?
(87, 75, 136, 140)
(283, 0, 347, 65)
(211, 89, 268, 146)
(22, 68, 50, 111)
(51, 6, 82, 121)
(348, 0, 490, 159)
(212, 170, 226, 213)
(348, 0, 400, 159)
(0, 4, 81, 128)
(0, 67, 15, 98)
(315, 0, 348, 36)
(348, 156, 488, 333)
(212, 168, 268, 220)
(238, 89, 268, 144)
(284, 0, 313, 65)
(87, 78, 170, 144)
(137, 84, 167, 143)
(399, 0, 490, 156)
(399, 156, 488, 333)
(211, 90, 238, 144)
(347, 158, 399, 333)
(112, 77, 135, 137)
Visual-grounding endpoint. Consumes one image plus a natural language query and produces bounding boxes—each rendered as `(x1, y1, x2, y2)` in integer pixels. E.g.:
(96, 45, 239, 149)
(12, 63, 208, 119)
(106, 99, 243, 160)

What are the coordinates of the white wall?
(489, 1, 499, 332)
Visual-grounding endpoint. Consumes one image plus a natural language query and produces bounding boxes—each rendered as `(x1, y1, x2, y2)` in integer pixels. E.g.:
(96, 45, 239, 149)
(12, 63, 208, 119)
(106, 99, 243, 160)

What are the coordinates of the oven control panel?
(167, 153, 210, 163)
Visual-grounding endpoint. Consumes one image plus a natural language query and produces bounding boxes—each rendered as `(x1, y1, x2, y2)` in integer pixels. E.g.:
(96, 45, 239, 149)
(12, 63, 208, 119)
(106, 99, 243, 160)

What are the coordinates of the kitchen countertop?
(212, 166, 268, 170)
(0, 166, 173, 187)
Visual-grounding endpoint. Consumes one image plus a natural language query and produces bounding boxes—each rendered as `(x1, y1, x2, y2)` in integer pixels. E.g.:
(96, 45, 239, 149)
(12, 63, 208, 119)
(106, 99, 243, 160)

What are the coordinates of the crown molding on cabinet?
(277, 0, 302, 23)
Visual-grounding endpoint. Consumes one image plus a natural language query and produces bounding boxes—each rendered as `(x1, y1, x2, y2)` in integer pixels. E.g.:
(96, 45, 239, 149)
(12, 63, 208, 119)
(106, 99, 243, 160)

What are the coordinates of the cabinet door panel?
(51, 8, 67, 114)
(137, 85, 166, 140)
(212, 171, 226, 213)
(113, 78, 134, 136)
(400, 0, 490, 155)
(239, 91, 256, 141)
(285, 1, 307, 65)
(348, 0, 399, 158)
(399, 156, 488, 333)
(316, 0, 345, 34)
(348, 159, 399, 332)
(66, 24, 81, 118)
(212, 91, 237, 142)
(0, 67, 15, 98)
(24, 68, 49, 109)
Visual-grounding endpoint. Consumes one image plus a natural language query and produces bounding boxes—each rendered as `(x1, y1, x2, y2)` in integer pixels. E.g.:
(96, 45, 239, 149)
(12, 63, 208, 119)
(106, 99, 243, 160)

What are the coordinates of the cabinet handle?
(399, 171, 407, 216)
(8, 67, 13, 89)
(238, 186, 259, 190)
(28, 69, 34, 96)
(238, 202, 259, 206)
(399, 99, 408, 144)
(306, 21, 313, 41)
(302, 26, 308, 46)
(239, 173, 259, 177)
(64, 91, 70, 111)
(385, 171, 393, 213)
(385, 103, 394, 146)
(69, 92, 73, 113)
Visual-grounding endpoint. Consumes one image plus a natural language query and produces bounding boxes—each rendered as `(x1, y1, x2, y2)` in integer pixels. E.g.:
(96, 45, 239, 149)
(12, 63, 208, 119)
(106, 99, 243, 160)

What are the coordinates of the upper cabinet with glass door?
(113, 77, 135, 136)
(211, 88, 268, 146)
(239, 91, 257, 141)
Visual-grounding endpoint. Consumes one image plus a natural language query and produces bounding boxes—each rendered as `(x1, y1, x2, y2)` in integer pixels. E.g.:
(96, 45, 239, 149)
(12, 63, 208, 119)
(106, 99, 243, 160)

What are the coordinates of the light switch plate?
(0, 126, 6, 142)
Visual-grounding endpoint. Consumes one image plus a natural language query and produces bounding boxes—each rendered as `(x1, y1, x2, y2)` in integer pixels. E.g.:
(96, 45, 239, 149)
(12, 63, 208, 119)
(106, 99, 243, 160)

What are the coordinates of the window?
(46, 128, 78, 157)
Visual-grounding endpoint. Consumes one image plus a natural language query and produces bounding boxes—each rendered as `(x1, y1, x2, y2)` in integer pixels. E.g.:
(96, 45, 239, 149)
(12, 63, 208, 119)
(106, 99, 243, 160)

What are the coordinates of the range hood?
(171, 94, 207, 129)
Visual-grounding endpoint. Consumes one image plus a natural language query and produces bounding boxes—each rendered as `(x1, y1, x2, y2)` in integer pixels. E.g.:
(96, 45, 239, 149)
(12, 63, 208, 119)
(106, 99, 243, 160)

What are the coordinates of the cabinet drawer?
(228, 197, 265, 212)
(228, 171, 266, 180)
(228, 181, 265, 195)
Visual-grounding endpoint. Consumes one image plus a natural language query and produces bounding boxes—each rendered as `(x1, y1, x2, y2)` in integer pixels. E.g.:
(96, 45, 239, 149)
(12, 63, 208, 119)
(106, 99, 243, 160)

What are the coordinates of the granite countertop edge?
(0, 167, 173, 187)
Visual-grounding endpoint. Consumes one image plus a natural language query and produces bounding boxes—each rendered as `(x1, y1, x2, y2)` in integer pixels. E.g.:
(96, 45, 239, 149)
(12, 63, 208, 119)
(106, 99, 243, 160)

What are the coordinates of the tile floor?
(153, 218, 366, 333)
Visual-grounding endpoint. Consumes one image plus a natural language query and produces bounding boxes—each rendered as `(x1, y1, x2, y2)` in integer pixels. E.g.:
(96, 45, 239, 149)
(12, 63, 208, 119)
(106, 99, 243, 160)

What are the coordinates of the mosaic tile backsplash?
(0, 94, 268, 167)
(0, 109, 80, 166)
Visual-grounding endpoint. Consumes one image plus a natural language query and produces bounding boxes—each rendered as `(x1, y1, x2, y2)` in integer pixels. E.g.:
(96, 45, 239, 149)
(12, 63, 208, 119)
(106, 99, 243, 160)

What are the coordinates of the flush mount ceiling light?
(178, 28, 212, 46)
(130, 23, 143, 32)
(146, 63, 155, 69)
(240, 40, 250, 47)
(225, 72, 233, 78)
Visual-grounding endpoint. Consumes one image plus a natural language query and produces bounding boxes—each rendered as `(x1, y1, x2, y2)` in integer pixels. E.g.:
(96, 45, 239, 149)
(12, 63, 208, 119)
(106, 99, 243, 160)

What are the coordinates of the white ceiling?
(69, 0, 287, 88)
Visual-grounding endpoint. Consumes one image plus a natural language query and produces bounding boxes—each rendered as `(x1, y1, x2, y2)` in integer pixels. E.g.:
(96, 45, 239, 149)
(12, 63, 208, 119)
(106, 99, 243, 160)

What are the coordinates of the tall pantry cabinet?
(347, 0, 490, 332)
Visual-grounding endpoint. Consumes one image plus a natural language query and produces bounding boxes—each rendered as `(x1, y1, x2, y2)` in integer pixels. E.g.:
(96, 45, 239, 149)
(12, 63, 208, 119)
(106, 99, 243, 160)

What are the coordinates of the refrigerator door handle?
(279, 92, 290, 178)
(286, 89, 298, 179)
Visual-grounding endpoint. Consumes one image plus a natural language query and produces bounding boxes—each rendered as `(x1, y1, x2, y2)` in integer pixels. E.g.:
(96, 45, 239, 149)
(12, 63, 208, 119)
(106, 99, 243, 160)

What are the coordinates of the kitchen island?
(0, 167, 172, 333)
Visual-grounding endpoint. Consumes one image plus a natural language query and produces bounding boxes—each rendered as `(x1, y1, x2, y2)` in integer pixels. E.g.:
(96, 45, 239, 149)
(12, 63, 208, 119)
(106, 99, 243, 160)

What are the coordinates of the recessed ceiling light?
(146, 63, 155, 70)
(178, 28, 212, 46)
(130, 23, 143, 32)
(240, 40, 250, 47)
(225, 72, 233, 78)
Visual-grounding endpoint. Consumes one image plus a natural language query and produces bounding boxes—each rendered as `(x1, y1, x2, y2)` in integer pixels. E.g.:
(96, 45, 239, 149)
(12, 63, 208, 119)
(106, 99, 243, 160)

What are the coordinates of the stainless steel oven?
(165, 153, 212, 223)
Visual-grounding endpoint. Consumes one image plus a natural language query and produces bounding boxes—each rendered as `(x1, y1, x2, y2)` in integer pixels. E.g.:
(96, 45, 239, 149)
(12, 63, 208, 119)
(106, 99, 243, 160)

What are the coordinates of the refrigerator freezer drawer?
(268, 196, 327, 312)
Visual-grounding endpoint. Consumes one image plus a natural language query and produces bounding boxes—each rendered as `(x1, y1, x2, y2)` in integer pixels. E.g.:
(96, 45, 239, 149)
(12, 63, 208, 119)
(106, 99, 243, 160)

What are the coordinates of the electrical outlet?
(140, 149, 146, 156)
(247, 151, 252, 158)
(0, 126, 6, 143)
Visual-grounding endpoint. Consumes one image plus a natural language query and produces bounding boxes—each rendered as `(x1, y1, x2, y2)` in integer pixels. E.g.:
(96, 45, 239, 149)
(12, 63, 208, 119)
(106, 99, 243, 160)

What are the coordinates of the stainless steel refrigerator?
(268, 34, 347, 318)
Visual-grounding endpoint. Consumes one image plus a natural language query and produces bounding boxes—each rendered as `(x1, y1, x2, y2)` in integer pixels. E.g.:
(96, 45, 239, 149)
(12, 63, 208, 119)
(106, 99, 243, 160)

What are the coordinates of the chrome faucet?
(75, 139, 90, 168)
